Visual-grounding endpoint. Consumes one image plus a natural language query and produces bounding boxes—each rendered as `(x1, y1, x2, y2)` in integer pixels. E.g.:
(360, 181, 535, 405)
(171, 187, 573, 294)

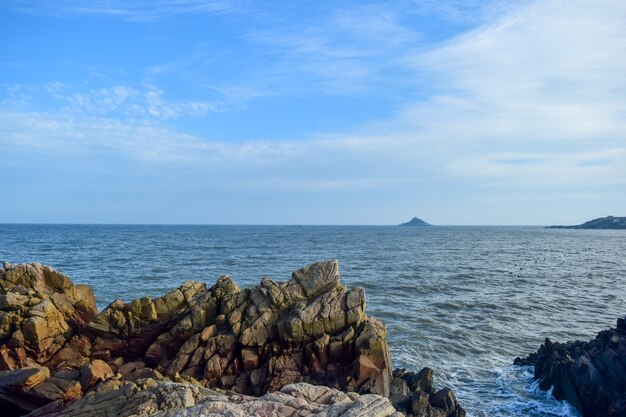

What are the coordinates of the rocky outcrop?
(0, 262, 97, 413)
(547, 216, 626, 229)
(515, 317, 626, 417)
(390, 368, 465, 417)
(0, 260, 464, 417)
(398, 218, 432, 227)
(26, 380, 403, 417)
(0, 262, 97, 371)
(80, 260, 391, 398)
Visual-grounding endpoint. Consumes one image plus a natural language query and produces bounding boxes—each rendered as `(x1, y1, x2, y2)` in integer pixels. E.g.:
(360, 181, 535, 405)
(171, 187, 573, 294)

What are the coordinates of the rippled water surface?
(1, 225, 625, 416)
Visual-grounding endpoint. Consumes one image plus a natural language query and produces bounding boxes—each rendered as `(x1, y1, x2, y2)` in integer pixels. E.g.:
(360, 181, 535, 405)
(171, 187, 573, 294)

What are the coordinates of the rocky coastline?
(547, 216, 626, 229)
(0, 260, 464, 417)
(515, 317, 626, 417)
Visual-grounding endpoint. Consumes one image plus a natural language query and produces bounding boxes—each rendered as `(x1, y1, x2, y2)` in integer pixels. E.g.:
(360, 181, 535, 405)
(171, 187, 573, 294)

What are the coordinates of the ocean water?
(1, 224, 625, 416)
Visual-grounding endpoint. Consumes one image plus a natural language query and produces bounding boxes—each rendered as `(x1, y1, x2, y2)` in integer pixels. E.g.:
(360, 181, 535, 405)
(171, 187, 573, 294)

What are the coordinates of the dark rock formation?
(391, 368, 465, 417)
(547, 216, 626, 229)
(515, 317, 626, 417)
(399, 217, 432, 227)
(0, 260, 464, 417)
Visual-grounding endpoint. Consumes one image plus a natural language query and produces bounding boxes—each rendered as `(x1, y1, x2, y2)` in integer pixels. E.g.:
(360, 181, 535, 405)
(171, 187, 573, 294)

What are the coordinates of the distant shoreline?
(0, 223, 577, 227)
(547, 216, 626, 230)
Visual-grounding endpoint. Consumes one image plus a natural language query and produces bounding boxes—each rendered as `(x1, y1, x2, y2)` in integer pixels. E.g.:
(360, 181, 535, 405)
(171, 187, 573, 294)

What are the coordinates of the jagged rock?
(391, 368, 465, 417)
(0, 263, 96, 371)
(429, 388, 458, 415)
(515, 316, 626, 417)
(79, 260, 392, 398)
(389, 377, 410, 410)
(402, 367, 433, 393)
(0, 260, 464, 417)
(27, 381, 402, 417)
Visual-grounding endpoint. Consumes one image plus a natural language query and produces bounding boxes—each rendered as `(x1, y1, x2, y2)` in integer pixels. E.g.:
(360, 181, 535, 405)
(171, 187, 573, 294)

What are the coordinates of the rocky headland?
(515, 317, 626, 417)
(0, 260, 464, 417)
(547, 216, 626, 229)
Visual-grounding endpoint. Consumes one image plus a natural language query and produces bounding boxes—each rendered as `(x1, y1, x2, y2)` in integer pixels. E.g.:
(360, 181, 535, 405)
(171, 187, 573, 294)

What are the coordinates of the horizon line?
(0, 222, 563, 227)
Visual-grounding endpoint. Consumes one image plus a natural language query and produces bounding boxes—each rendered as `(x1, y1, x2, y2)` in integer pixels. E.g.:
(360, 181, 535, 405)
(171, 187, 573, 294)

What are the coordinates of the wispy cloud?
(244, 3, 425, 94)
(406, 0, 626, 142)
(0, 62, 27, 69)
(0, 110, 223, 161)
(1, 0, 238, 21)
(3, 82, 222, 120)
(446, 150, 626, 186)
(2, 0, 626, 197)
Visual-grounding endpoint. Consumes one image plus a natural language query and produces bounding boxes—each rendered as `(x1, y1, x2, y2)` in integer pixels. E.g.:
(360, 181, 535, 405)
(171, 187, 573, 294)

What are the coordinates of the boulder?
(79, 359, 113, 391)
(515, 316, 626, 417)
(0, 366, 82, 413)
(391, 368, 465, 417)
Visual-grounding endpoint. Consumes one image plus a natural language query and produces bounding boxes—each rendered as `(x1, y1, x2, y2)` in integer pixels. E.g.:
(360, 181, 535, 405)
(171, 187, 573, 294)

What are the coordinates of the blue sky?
(1, 0, 625, 225)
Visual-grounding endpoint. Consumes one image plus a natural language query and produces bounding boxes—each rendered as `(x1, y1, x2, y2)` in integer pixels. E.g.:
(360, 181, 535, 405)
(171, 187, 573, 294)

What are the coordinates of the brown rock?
(200, 324, 217, 341)
(0, 366, 50, 392)
(117, 361, 145, 376)
(0, 366, 52, 413)
(79, 359, 113, 391)
(0, 263, 96, 372)
(0, 260, 465, 417)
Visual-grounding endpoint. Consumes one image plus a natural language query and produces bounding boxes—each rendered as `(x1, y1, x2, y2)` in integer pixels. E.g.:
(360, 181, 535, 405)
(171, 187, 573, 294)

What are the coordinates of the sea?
(1, 224, 625, 417)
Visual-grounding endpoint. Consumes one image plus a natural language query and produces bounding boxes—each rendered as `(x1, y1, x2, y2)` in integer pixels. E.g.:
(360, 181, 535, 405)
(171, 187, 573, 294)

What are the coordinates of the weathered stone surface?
(392, 368, 465, 417)
(79, 359, 113, 391)
(515, 316, 626, 417)
(78, 259, 392, 399)
(0, 263, 96, 371)
(0, 260, 463, 417)
(27, 381, 400, 417)
(0, 366, 85, 414)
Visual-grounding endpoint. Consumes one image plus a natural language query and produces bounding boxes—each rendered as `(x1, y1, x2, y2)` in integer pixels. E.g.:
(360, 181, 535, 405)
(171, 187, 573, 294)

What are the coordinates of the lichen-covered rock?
(26, 381, 402, 417)
(515, 316, 626, 417)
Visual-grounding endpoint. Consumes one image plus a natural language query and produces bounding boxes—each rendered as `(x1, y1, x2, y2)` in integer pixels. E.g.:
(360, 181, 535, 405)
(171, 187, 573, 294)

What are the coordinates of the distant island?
(547, 216, 626, 229)
(399, 217, 432, 226)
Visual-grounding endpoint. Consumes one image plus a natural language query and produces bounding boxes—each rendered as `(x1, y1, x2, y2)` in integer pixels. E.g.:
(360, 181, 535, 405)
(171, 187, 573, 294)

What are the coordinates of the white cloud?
(445, 149, 626, 187)
(2, 0, 238, 21)
(2, 83, 221, 120)
(404, 0, 626, 144)
(2, 0, 626, 195)
(0, 110, 240, 163)
(245, 3, 424, 94)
